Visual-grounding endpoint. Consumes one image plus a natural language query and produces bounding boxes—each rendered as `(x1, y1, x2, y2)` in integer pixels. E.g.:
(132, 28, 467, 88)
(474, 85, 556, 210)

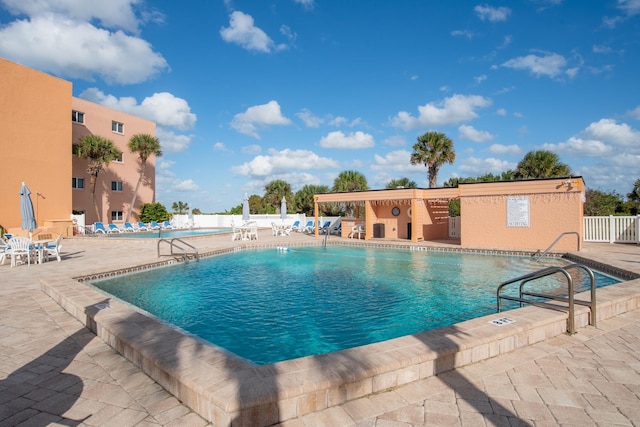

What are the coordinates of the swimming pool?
(91, 246, 619, 364)
(106, 228, 231, 238)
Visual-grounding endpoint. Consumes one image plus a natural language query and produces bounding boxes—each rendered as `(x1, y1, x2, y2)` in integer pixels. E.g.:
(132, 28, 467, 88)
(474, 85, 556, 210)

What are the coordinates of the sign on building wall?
(507, 196, 530, 227)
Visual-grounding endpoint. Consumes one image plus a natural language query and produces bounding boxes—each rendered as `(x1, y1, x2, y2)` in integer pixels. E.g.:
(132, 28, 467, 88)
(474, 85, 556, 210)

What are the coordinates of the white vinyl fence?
(584, 215, 640, 244)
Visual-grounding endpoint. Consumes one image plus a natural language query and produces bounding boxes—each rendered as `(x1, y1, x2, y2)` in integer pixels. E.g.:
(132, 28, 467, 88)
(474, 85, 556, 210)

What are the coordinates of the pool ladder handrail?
(496, 263, 596, 335)
(157, 238, 199, 262)
(533, 231, 580, 261)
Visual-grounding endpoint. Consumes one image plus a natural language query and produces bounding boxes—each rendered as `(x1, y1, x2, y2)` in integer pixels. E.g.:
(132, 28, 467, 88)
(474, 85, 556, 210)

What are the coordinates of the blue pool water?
(91, 246, 620, 365)
(107, 228, 231, 238)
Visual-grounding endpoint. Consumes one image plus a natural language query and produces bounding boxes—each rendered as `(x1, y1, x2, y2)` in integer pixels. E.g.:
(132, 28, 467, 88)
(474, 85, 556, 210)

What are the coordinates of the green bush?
(140, 202, 170, 223)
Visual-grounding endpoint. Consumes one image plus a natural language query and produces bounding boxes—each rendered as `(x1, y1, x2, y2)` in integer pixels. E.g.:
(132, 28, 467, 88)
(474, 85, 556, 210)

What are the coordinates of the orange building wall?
(72, 98, 156, 224)
(0, 58, 72, 233)
(459, 179, 584, 251)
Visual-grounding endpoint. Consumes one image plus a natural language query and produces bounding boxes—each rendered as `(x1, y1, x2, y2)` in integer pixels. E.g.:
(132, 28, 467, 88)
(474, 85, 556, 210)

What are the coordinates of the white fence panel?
(584, 215, 639, 244)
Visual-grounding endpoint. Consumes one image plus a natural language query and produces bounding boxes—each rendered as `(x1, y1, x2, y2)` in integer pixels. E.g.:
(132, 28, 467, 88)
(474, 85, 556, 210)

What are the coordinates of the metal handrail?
(534, 231, 580, 261)
(157, 238, 199, 262)
(496, 263, 596, 335)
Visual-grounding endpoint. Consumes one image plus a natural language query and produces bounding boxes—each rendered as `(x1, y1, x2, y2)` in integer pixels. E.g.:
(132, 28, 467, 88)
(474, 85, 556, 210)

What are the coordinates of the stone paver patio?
(1, 230, 639, 426)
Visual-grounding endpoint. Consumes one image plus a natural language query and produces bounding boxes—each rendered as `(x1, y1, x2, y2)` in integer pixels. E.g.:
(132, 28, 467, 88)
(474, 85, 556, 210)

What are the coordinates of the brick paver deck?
(1, 231, 639, 426)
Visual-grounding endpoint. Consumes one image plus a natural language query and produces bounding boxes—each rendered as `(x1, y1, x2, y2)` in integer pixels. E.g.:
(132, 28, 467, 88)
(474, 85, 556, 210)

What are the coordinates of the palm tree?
(514, 150, 572, 179)
(172, 201, 190, 214)
(385, 177, 417, 189)
(627, 179, 640, 203)
(125, 133, 162, 222)
(74, 135, 122, 222)
(332, 170, 369, 217)
(294, 184, 330, 215)
(410, 131, 456, 188)
(264, 180, 292, 213)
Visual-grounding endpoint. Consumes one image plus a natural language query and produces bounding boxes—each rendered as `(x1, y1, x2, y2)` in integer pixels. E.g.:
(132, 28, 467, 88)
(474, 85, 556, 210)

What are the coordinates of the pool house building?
(314, 176, 585, 252)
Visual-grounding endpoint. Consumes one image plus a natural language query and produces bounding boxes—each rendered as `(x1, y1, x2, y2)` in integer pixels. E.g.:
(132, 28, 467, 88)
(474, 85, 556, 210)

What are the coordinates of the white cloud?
(0, 0, 149, 32)
(232, 148, 339, 177)
(474, 74, 487, 84)
(294, 0, 315, 10)
(0, 15, 168, 84)
(627, 106, 640, 120)
(458, 157, 516, 175)
(458, 125, 494, 142)
(319, 131, 375, 149)
(618, 0, 640, 16)
(230, 100, 292, 138)
(296, 108, 324, 128)
(474, 5, 511, 22)
(390, 94, 492, 130)
(488, 144, 521, 155)
(371, 150, 423, 172)
(155, 128, 194, 153)
(383, 136, 407, 147)
(241, 144, 262, 155)
(220, 11, 275, 53)
(497, 108, 507, 116)
(501, 52, 567, 78)
(172, 179, 199, 192)
(542, 137, 613, 157)
(582, 118, 640, 147)
(80, 88, 196, 130)
(451, 29, 475, 39)
(213, 142, 232, 153)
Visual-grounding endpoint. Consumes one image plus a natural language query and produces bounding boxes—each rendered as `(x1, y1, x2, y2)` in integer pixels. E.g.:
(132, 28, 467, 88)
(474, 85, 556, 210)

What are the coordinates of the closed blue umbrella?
(19, 182, 37, 232)
(280, 196, 287, 221)
(242, 194, 250, 222)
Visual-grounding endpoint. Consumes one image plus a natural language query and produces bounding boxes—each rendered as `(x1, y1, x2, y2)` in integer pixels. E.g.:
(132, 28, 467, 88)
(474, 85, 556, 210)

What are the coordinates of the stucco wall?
(0, 58, 72, 232)
(72, 98, 156, 224)
(460, 179, 584, 251)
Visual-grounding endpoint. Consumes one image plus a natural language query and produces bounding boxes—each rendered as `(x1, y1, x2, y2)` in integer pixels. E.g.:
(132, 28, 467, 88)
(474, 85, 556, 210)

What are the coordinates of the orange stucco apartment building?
(315, 177, 585, 252)
(0, 58, 156, 237)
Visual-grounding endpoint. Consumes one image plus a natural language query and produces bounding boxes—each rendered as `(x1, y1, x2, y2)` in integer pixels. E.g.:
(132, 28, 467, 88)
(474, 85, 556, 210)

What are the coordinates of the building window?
(112, 120, 124, 134)
(72, 110, 84, 124)
(111, 181, 123, 192)
(72, 177, 84, 189)
(113, 152, 123, 163)
(111, 211, 123, 221)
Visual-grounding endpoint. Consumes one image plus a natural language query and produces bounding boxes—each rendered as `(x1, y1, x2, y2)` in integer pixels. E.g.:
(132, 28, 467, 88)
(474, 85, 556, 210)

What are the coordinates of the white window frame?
(72, 110, 85, 124)
(72, 177, 84, 189)
(111, 181, 123, 192)
(111, 211, 123, 221)
(112, 120, 124, 134)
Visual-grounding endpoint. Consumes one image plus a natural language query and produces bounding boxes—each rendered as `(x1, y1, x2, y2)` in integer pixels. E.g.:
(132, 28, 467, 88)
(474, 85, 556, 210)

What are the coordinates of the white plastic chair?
(6, 236, 33, 267)
(45, 234, 63, 262)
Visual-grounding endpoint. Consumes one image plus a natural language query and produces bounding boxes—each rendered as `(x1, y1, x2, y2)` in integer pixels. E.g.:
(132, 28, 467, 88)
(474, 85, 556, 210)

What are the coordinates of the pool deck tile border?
(39, 241, 640, 426)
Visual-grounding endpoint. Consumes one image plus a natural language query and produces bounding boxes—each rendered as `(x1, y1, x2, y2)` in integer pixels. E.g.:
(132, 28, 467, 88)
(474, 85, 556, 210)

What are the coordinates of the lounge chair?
(137, 222, 149, 231)
(93, 222, 108, 234)
(108, 224, 123, 233)
(302, 220, 315, 233)
(290, 220, 301, 232)
(123, 222, 136, 232)
(330, 222, 342, 235)
(161, 220, 174, 229)
(318, 221, 332, 234)
(149, 221, 161, 230)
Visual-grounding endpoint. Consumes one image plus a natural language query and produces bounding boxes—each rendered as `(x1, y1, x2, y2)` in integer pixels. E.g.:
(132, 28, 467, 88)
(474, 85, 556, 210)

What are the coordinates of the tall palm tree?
(264, 180, 292, 213)
(294, 184, 330, 215)
(410, 131, 456, 188)
(385, 177, 417, 189)
(74, 135, 122, 222)
(514, 150, 572, 179)
(332, 170, 368, 217)
(172, 201, 189, 214)
(126, 133, 162, 222)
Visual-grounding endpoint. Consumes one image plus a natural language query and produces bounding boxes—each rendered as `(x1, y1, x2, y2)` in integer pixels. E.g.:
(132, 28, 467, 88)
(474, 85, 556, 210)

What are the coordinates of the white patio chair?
(248, 224, 259, 240)
(271, 222, 279, 236)
(231, 226, 243, 241)
(6, 236, 34, 267)
(45, 234, 63, 262)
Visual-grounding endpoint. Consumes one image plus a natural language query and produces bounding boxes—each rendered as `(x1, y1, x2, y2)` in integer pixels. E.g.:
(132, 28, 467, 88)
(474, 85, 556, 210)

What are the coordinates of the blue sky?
(1, 0, 639, 213)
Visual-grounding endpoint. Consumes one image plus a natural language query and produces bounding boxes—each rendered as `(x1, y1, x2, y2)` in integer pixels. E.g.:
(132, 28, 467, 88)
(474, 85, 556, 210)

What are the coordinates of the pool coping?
(40, 243, 640, 426)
